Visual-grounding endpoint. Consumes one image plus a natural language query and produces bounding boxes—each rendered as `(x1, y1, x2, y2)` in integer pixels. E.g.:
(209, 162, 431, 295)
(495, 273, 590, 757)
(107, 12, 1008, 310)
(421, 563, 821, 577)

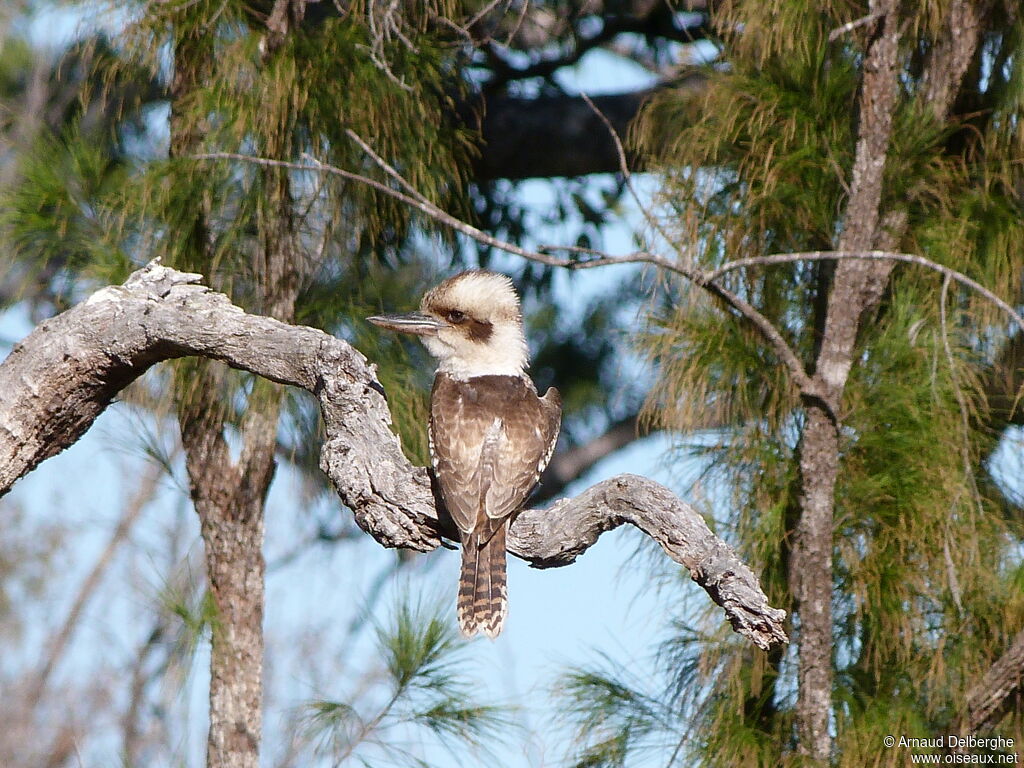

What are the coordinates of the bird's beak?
(367, 311, 447, 337)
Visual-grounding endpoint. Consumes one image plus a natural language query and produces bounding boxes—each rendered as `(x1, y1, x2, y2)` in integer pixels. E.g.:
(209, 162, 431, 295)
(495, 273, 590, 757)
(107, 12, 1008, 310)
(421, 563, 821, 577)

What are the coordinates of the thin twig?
(709, 251, 1024, 333)
(828, 10, 885, 42)
(465, 0, 508, 35)
(578, 91, 680, 260)
(501, 0, 530, 47)
(302, 143, 816, 394)
(341, 131, 432, 205)
(434, 0, 508, 44)
(193, 150, 1024, 400)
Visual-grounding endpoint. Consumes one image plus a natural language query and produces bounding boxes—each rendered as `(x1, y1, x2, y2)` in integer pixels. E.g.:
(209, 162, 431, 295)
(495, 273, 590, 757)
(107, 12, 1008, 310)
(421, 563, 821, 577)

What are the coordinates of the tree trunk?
(792, 406, 840, 760)
(169, 22, 300, 768)
(181, 392, 278, 768)
(790, 0, 901, 760)
(789, 0, 987, 760)
(960, 628, 1024, 735)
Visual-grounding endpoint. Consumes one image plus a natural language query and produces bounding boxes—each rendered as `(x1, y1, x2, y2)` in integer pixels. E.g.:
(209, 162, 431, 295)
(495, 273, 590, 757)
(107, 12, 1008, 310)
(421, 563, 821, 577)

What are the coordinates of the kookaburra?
(368, 270, 561, 638)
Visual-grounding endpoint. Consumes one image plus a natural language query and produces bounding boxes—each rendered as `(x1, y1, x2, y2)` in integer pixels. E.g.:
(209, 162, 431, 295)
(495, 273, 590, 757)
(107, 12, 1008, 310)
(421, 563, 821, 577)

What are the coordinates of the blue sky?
(0, 307, 695, 768)
(6, 8, 1024, 767)
(0, 15, 714, 766)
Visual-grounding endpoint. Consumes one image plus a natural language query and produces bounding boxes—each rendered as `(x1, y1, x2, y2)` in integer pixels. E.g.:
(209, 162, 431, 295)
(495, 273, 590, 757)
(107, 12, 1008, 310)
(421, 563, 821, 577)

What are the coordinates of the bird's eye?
(447, 310, 465, 323)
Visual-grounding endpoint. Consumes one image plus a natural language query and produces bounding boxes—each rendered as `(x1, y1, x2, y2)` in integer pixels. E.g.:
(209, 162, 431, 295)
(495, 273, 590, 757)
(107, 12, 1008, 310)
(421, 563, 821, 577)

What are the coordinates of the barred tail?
(457, 525, 508, 639)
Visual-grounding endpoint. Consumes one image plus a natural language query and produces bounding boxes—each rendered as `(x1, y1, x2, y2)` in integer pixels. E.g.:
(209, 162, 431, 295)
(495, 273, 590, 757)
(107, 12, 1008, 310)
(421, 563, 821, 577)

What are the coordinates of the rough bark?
(984, 331, 1024, 429)
(919, 0, 986, 118)
(180, 393, 273, 768)
(790, 0, 987, 760)
(791, 1, 901, 760)
(173, 225, 297, 768)
(0, 262, 788, 651)
(792, 404, 841, 762)
(960, 627, 1024, 735)
(513, 474, 786, 645)
(169, 23, 303, 767)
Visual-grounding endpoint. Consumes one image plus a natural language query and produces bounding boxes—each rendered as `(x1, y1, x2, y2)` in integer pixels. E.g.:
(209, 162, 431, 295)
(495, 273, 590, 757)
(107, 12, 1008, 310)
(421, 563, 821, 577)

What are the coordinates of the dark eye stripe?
(467, 319, 493, 343)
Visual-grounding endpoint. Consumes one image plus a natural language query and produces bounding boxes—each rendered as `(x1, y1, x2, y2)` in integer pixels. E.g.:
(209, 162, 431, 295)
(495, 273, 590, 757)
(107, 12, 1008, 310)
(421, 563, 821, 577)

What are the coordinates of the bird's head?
(368, 270, 529, 379)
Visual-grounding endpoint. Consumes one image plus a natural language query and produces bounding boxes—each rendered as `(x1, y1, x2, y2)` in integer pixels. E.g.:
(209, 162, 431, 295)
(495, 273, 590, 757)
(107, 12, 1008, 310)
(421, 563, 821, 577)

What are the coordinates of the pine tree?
(564, 1, 1024, 765)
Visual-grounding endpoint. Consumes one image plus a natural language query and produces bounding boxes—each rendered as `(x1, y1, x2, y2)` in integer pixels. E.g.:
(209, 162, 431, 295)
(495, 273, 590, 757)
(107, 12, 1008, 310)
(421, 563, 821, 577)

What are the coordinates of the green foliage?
(301, 595, 511, 766)
(556, 1, 1024, 766)
(0, 121, 132, 311)
(0, 1, 632, 483)
(152, 558, 221, 695)
(559, 657, 680, 768)
(0, 0, 489, 474)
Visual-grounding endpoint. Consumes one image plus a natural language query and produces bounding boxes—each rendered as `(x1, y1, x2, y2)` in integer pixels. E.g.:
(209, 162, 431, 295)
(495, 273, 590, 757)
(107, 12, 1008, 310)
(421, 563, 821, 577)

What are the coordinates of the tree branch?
(0, 261, 787, 650)
(959, 627, 1024, 734)
(193, 149, 1024, 406)
(707, 250, 1024, 335)
(192, 149, 820, 399)
(480, 11, 709, 89)
(511, 474, 786, 648)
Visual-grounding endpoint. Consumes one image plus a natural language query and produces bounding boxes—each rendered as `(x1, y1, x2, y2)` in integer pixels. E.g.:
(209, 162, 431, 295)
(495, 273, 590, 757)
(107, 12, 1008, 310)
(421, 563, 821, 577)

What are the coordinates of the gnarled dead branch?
(0, 261, 787, 650)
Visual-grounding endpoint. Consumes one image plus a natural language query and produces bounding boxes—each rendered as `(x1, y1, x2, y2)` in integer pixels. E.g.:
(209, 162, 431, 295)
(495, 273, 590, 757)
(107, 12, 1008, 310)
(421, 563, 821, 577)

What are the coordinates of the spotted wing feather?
(429, 374, 562, 638)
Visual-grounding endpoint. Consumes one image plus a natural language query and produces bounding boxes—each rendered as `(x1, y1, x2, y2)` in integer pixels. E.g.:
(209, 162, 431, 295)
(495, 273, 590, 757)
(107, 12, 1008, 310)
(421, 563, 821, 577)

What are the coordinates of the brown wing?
(428, 375, 490, 538)
(480, 385, 560, 527)
(429, 375, 561, 540)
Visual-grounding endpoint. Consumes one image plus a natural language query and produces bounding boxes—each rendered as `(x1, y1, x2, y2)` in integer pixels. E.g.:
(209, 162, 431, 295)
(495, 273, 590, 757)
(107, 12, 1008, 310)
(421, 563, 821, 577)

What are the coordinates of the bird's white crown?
(420, 270, 529, 380)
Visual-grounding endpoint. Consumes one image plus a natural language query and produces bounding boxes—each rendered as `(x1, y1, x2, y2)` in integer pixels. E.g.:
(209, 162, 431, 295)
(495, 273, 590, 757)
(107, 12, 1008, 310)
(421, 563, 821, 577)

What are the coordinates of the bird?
(368, 270, 561, 638)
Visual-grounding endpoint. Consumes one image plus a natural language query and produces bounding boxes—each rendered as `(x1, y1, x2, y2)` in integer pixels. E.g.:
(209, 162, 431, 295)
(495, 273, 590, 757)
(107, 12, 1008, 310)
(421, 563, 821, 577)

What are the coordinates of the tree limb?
(959, 627, 1024, 735)
(193, 149, 821, 398)
(194, 148, 1024, 405)
(511, 474, 786, 648)
(0, 261, 787, 650)
(479, 8, 709, 89)
(706, 251, 1024, 334)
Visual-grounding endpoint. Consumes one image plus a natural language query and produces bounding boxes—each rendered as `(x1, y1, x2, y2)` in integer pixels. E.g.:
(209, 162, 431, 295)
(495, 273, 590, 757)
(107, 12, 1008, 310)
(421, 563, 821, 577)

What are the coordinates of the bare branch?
(827, 10, 885, 42)
(0, 262, 787, 650)
(511, 474, 787, 649)
(578, 91, 680, 261)
(193, 150, 819, 397)
(707, 251, 1024, 334)
(196, 146, 1024, 411)
(478, 8, 709, 87)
